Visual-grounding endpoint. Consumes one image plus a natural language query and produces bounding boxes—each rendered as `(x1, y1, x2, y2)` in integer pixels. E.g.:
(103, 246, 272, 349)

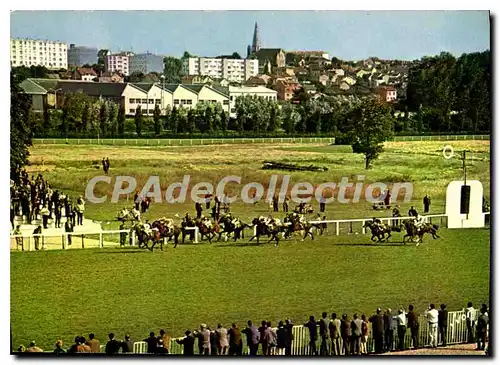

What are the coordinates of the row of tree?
(405, 51, 491, 133)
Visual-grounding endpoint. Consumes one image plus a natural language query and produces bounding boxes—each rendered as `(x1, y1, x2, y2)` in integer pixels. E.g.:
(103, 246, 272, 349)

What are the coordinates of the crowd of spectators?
(10, 170, 86, 249)
(16, 302, 489, 356)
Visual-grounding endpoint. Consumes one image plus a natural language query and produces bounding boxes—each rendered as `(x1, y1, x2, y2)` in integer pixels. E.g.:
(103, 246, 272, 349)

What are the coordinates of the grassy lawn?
(11, 228, 490, 350)
(11, 140, 490, 350)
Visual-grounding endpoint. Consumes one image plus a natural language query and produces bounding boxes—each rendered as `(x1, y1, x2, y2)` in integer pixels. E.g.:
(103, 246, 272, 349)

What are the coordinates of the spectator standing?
(144, 332, 158, 354)
(122, 335, 134, 353)
(76, 196, 85, 225)
(394, 308, 407, 351)
(10, 201, 15, 230)
(340, 314, 350, 355)
(105, 333, 122, 354)
(318, 312, 330, 356)
(350, 313, 363, 355)
(408, 206, 418, 217)
(438, 304, 448, 346)
(369, 308, 385, 354)
(423, 195, 431, 213)
(53, 340, 65, 354)
(86, 333, 100, 353)
(276, 321, 287, 356)
(176, 330, 195, 356)
(273, 195, 279, 212)
(360, 314, 370, 355)
(476, 306, 489, 351)
(40, 204, 50, 229)
(242, 320, 260, 356)
(284, 319, 294, 356)
(283, 196, 289, 213)
(304, 315, 318, 355)
(209, 328, 218, 356)
(392, 205, 401, 227)
(258, 320, 268, 355)
(227, 323, 243, 356)
(134, 192, 140, 211)
(195, 202, 203, 219)
(33, 225, 42, 251)
(426, 304, 439, 348)
(319, 196, 326, 213)
(384, 189, 391, 207)
(195, 324, 211, 355)
(102, 158, 107, 174)
(159, 329, 172, 354)
(264, 321, 277, 355)
(466, 302, 476, 343)
(329, 313, 341, 356)
(407, 305, 419, 349)
(215, 323, 229, 355)
(105, 157, 110, 174)
(13, 225, 23, 251)
(65, 219, 74, 246)
(384, 308, 395, 352)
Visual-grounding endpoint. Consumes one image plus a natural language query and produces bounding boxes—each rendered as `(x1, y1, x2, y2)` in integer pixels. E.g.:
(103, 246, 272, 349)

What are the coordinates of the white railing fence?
(10, 227, 199, 252)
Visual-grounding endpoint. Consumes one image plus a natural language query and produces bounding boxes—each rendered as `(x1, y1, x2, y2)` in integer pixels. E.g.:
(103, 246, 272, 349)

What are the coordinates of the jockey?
(372, 217, 383, 229)
(143, 220, 151, 233)
(415, 214, 426, 230)
(131, 207, 141, 221)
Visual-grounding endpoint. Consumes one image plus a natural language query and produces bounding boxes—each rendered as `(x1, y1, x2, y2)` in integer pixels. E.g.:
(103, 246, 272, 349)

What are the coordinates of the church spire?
(251, 22, 260, 54)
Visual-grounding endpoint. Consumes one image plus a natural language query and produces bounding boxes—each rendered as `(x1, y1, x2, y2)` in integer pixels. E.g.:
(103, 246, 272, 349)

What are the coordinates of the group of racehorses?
(363, 219, 440, 245)
(120, 212, 325, 251)
(118, 209, 440, 251)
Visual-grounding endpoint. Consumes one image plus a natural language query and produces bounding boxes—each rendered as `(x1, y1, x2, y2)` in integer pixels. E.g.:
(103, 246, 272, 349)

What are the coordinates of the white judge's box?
(445, 180, 486, 229)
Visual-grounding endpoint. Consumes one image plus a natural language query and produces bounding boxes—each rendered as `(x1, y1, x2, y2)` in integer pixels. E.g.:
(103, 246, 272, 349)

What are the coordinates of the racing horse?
(196, 218, 216, 243)
(402, 220, 440, 245)
(363, 220, 394, 242)
(283, 213, 321, 241)
(216, 214, 248, 242)
(248, 217, 283, 246)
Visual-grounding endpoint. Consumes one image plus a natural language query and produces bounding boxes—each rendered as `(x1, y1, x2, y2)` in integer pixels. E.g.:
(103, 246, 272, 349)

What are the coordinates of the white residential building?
(182, 57, 258, 84)
(10, 38, 68, 69)
(228, 85, 277, 117)
(105, 52, 134, 76)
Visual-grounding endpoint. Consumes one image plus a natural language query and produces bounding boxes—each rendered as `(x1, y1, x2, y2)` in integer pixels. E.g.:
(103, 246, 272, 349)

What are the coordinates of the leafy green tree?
(220, 109, 228, 131)
(10, 73, 34, 181)
(108, 103, 118, 137)
(81, 103, 91, 133)
(134, 105, 143, 137)
(186, 108, 196, 133)
(99, 102, 108, 135)
(231, 52, 242, 59)
(117, 104, 126, 137)
(164, 56, 183, 82)
(176, 107, 188, 133)
(153, 104, 162, 135)
(170, 106, 179, 133)
(163, 105, 172, 130)
(343, 98, 395, 169)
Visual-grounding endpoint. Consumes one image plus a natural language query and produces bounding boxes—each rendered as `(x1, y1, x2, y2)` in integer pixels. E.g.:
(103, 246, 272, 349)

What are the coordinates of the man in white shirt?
(466, 302, 476, 343)
(394, 308, 407, 351)
(426, 304, 439, 347)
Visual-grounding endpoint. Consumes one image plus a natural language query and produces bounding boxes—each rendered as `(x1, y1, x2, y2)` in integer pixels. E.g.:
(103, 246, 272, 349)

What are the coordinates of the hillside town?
(12, 22, 410, 115)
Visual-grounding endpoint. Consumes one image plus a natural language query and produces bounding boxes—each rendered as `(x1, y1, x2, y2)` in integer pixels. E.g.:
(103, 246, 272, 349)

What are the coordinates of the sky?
(10, 10, 490, 61)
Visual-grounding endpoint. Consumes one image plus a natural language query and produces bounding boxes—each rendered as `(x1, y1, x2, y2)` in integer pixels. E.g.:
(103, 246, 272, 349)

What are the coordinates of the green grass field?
(11, 229, 490, 350)
(11, 140, 491, 350)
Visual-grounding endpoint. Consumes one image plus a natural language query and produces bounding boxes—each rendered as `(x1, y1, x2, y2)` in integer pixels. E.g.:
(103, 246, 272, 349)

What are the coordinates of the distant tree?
(163, 56, 183, 82)
(163, 105, 172, 130)
(182, 51, 192, 59)
(108, 103, 118, 137)
(186, 108, 196, 133)
(220, 109, 228, 131)
(117, 104, 126, 138)
(81, 103, 91, 133)
(97, 49, 109, 65)
(10, 73, 33, 182)
(99, 102, 108, 135)
(231, 52, 242, 59)
(153, 104, 162, 135)
(343, 97, 395, 169)
(126, 72, 146, 83)
(134, 105, 143, 137)
(170, 106, 179, 133)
